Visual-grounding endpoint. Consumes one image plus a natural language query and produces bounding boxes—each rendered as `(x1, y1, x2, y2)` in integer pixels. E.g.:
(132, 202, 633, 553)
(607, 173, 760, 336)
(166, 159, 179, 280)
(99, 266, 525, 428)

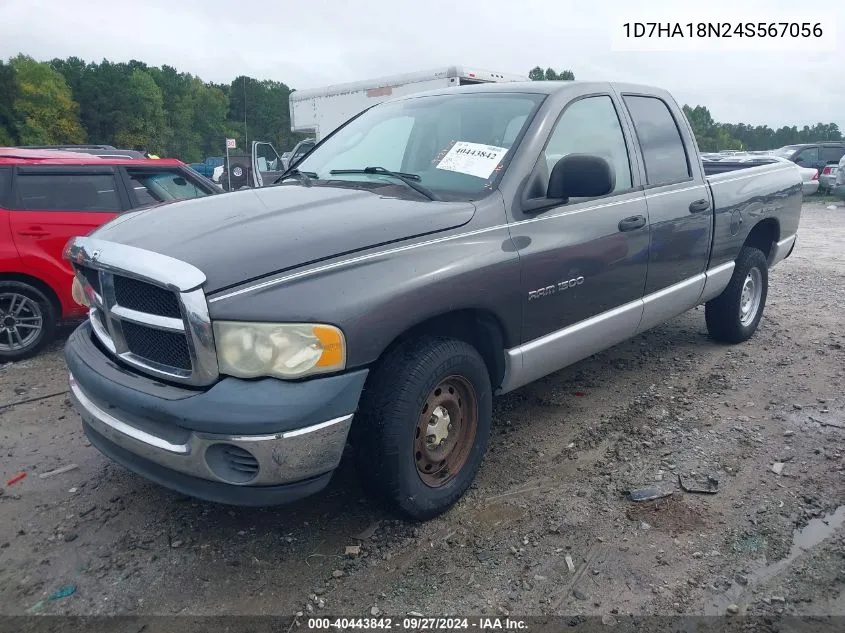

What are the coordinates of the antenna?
(243, 76, 248, 148)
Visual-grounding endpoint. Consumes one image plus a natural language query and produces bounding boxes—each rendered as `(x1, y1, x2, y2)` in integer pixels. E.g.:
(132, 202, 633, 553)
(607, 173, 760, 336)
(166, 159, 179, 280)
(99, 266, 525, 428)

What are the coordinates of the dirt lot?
(1, 201, 844, 620)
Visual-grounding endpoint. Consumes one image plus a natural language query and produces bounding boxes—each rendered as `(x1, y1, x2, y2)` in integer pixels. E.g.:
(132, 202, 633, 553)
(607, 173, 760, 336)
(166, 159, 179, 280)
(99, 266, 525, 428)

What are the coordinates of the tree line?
(0, 55, 301, 163)
(0, 56, 840, 162)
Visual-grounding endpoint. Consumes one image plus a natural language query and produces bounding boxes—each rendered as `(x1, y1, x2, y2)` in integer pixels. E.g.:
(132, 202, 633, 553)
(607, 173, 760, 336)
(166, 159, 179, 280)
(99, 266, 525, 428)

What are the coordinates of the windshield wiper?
(273, 169, 318, 186)
(329, 167, 439, 201)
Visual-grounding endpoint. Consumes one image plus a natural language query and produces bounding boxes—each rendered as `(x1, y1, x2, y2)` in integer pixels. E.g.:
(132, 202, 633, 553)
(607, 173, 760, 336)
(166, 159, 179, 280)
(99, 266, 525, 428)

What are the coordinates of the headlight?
(71, 276, 89, 307)
(213, 321, 346, 379)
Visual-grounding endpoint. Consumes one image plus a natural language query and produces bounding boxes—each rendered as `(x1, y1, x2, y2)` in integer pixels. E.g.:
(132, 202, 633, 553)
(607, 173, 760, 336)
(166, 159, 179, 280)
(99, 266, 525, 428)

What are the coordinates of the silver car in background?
(834, 153, 845, 200)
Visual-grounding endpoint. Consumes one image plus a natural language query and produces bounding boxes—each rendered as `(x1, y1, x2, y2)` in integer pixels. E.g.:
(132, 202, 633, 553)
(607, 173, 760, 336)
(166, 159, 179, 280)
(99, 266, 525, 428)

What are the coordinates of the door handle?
(18, 228, 50, 237)
(618, 215, 647, 232)
(689, 198, 711, 213)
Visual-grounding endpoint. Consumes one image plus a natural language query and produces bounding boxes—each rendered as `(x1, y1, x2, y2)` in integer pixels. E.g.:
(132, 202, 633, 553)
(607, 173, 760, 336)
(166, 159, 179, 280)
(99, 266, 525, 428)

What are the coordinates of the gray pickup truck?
(63, 81, 802, 520)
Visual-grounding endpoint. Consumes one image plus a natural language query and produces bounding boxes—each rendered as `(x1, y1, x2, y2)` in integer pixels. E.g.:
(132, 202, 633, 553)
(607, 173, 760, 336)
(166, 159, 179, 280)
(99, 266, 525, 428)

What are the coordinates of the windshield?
(771, 146, 800, 158)
(294, 92, 545, 201)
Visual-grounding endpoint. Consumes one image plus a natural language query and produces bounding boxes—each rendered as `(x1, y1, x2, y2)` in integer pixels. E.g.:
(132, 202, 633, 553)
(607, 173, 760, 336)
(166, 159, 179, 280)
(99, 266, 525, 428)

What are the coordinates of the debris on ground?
(678, 473, 719, 494)
(345, 545, 361, 557)
(38, 464, 79, 479)
(627, 486, 673, 502)
(48, 584, 76, 600)
(6, 472, 26, 486)
(565, 554, 575, 573)
(771, 462, 785, 475)
(352, 521, 381, 541)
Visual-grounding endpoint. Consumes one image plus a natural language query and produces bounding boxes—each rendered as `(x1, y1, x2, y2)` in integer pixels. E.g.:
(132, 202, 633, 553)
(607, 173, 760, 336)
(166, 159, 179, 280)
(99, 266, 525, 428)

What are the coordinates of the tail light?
(812, 171, 819, 181)
(822, 166, 832, 175)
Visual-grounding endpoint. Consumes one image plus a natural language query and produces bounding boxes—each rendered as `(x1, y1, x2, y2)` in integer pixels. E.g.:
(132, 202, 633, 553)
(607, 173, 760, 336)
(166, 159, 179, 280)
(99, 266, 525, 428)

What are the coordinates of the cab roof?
(383, 80, 671, 100)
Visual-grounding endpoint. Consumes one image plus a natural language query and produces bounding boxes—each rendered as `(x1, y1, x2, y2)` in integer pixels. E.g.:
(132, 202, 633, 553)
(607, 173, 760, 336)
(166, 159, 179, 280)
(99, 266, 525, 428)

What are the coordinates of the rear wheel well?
(743, 218, 780, 263)
(374, 310, 507, 391)
(0, 273, 62, 317)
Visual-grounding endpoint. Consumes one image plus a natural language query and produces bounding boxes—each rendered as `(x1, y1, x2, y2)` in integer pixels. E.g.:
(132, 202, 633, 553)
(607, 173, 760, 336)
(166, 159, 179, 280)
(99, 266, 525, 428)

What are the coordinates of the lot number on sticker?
(436, 142, 508, 179)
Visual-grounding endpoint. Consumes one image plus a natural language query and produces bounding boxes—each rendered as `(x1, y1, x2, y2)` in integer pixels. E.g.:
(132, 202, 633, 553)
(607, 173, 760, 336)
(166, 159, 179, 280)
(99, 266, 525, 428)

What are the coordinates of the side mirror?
(794, 157, 804, 164)
(523, 154, 615, 214)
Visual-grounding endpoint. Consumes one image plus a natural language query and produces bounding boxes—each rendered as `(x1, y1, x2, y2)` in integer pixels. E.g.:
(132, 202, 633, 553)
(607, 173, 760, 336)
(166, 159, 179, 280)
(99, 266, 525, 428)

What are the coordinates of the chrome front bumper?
(69, 372, 353, 487)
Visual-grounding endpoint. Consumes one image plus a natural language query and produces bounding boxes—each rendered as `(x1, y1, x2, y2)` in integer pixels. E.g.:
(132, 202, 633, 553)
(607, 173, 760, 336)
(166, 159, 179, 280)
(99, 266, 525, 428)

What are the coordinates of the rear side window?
(125, 168, 210, 206)
(820, 146, 845, 163)
(623, 95, 691, 186)
(0, 168, 10, 208)
(15, 173, 121, 211)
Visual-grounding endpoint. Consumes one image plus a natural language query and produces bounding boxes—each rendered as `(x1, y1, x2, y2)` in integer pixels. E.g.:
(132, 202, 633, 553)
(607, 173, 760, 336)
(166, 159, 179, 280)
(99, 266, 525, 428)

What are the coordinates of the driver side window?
(256, 143, 282, 173)
(544, 95, 632, 194)
(795, 147, 819, 164)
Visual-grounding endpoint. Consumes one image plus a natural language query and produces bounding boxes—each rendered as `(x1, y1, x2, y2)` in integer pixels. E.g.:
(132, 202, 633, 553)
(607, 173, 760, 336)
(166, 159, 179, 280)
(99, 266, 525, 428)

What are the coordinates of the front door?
(251, 141, 285, 187)
(9, 166, 125, 316)
(509, 93, 649, 384)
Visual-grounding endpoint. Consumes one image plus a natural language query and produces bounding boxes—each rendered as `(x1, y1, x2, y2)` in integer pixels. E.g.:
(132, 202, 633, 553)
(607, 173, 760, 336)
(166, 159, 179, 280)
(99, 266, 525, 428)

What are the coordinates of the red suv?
(0, 148, 222, 361)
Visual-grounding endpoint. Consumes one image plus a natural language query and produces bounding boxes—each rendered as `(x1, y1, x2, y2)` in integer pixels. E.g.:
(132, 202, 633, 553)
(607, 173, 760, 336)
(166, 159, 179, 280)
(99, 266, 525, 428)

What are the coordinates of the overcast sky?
(1, 0, 842, 130)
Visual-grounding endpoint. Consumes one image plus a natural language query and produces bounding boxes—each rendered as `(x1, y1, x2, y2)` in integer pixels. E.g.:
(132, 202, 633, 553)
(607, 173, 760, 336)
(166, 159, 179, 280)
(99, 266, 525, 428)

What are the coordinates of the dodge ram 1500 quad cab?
(64, 81, 802, 520)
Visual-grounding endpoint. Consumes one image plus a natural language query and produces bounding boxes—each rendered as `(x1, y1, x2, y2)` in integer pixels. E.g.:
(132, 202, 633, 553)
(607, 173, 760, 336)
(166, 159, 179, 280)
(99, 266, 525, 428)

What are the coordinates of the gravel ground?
(1, 201, 844, 619)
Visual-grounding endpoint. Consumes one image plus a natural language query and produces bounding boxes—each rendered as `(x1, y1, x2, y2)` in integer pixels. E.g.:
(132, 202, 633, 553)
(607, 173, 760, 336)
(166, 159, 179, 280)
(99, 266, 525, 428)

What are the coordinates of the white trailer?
(289, 65, 529, 142)
(243, 66, 529, 188)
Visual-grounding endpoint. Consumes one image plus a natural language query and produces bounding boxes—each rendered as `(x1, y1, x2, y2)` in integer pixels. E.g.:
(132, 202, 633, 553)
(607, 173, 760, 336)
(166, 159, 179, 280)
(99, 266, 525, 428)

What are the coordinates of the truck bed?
(704, 161, 803, 268)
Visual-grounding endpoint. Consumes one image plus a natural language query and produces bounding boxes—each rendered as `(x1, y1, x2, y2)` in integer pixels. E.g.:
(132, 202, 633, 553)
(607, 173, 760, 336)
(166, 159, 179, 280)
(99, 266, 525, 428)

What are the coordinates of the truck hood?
(91, 184, 476, 293)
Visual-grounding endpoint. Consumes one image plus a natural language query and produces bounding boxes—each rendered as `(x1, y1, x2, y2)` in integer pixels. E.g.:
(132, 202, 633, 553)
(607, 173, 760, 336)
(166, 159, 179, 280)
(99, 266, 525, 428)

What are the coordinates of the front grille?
(68, 235, 217, 386)
(113, 275, 181, 318)
(121, 321, 192, 371)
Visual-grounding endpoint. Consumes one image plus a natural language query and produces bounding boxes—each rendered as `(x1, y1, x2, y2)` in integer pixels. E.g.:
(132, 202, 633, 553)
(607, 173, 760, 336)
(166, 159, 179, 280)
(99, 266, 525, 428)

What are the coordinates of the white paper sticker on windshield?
(435, 142, 508, 179)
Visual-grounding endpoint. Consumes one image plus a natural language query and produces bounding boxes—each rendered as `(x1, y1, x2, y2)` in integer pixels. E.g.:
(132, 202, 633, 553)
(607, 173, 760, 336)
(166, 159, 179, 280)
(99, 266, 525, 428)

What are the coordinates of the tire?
(353, 337, 493, 520)
(705, 246, 768, 344)
(0, 281, 56, 362)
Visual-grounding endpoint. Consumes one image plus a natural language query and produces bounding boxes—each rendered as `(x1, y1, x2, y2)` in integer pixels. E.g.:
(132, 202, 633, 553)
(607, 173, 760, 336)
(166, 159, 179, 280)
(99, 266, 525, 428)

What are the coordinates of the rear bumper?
(65, 321, 368, 505)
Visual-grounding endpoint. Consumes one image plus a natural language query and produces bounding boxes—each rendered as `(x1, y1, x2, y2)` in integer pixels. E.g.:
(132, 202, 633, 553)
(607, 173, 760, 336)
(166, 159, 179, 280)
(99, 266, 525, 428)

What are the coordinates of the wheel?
(705, 246, 768, 343)
(0, 281, 56, 361)
(226, 162, 248, 190)
(354, 337, 493, 520)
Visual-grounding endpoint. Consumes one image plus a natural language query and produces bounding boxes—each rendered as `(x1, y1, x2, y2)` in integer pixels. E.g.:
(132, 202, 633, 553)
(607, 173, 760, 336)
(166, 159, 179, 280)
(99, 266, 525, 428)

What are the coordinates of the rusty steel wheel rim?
(414, 375, 478, 488)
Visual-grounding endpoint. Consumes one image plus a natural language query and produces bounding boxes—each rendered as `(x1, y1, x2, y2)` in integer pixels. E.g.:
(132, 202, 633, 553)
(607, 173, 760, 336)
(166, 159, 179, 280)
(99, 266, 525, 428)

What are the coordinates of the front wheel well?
(743, 218, 780, 263)
(372, 310, 508, 391)
(0, 273, 62, 316)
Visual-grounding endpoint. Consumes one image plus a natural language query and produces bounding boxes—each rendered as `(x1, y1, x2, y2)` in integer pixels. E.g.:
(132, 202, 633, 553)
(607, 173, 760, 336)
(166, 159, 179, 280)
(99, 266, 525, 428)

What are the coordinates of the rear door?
(119, 165, 217, 207)
(618, 92, 712, 332)
(9, 166, 127, 310)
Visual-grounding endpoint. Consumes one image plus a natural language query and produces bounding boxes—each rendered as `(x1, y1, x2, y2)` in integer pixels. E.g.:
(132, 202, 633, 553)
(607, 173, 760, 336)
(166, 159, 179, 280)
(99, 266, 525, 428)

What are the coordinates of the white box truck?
(229, 66, 528, 189)
(290, 65, 529, 142)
